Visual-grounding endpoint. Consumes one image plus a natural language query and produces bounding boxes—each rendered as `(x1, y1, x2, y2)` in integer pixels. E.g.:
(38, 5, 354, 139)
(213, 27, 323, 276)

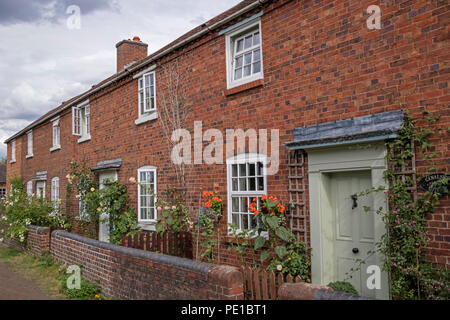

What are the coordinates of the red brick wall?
(5, 0, 449, 266)
(0, 225, 50, 255)
(50, 230, 243, 300)
(6, 137, 24, 190)
(26, 226, 51, 256)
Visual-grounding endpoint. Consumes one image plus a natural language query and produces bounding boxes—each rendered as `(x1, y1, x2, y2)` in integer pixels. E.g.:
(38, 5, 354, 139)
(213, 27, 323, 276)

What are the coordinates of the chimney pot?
(133, 36, 141, 42)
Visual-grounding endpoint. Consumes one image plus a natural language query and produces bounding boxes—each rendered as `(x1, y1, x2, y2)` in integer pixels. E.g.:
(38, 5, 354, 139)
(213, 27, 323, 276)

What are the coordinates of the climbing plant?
(348, 110, 449, 300)
(195, 190, 222, 263)
(67, 161, 139, 245)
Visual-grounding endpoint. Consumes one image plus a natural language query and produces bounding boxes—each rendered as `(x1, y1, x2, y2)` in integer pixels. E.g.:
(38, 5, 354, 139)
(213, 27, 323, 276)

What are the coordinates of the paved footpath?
(0, 263, 53, 300)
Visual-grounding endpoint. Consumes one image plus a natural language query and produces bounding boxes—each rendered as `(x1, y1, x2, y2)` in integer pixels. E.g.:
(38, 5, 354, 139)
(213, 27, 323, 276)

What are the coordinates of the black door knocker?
(351, 194, 358, 209)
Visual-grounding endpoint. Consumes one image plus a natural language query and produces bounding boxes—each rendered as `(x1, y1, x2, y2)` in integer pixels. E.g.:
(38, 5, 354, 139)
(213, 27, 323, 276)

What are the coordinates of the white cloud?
(0, 0, 242, 159)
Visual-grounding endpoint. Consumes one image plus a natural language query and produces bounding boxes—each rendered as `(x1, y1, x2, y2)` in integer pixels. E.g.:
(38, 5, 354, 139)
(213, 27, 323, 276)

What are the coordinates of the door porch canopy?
(285, 110, 404, 150)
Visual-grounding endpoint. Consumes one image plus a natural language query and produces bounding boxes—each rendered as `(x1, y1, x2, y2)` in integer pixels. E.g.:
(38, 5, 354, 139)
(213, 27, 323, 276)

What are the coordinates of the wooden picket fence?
(121, 231, 193, 259)
(242, 266, 302, 300)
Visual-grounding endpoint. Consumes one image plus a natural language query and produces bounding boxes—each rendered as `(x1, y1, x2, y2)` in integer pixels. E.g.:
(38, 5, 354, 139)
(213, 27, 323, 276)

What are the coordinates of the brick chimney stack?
(115, 36, 148, 72)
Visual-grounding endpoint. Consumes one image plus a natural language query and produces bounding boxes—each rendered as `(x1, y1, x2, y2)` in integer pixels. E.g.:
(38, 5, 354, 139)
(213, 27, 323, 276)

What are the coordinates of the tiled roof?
(5, 0, 259, 143)
(286, 110, 405, 149)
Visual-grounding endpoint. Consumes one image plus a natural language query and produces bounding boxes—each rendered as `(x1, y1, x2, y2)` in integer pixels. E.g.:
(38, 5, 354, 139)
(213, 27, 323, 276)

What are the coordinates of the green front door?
(330, 170, 378, 298)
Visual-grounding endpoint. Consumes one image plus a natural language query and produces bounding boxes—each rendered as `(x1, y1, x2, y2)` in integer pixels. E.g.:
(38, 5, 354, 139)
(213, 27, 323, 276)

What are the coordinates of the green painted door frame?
(306, 141, 390, 300)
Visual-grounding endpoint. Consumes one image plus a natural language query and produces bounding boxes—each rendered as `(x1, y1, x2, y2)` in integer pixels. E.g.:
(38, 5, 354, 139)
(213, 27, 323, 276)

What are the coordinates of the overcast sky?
(0, 0, 242, 159)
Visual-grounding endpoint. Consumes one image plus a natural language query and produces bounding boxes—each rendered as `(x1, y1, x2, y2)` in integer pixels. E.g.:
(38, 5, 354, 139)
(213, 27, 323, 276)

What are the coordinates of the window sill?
(135, 112, 158, 125)
(77, 135, 91, 144)
(225, 78, 264, 96)
(138, 222, 157, 231)
(9, 160, 16, 164)
(50, 146, 61, 153)
(26, 154, 33, 159)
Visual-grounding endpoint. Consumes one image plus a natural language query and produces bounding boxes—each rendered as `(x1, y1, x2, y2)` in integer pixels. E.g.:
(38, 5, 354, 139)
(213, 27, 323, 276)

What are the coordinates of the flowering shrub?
(196, 190, 222, 263)
(0, 177, 70, 245)
(201, 191, 222, 216)
(247, 195, 310, 280)
(156, 195, 193, 233)
(154, 187, 193, 233)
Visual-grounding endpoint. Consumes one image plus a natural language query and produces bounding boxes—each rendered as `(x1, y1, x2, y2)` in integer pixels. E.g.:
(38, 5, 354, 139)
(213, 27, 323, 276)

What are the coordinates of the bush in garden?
(0, 177, 70, 245)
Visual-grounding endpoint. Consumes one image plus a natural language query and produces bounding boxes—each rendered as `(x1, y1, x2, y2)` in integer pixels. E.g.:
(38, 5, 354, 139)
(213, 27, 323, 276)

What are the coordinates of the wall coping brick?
(208, 265, 243, 289)
(53, 230, 213, 275)
(278, 282, 373, 300)
(27, 225, 50, 235)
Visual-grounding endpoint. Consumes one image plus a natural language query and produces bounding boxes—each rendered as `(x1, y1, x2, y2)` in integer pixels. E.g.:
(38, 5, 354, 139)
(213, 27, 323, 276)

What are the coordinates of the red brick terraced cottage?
(4, 0, 449, 300)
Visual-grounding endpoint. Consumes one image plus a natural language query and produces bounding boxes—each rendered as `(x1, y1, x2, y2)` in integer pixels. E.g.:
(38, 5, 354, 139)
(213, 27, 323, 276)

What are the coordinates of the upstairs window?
(225, 20, 263, 89)
(51, 118, 61, 150)
(138, 166, 157, 222)
(10, 140, 16, 163)
(26, 131, 33, 158)
(72, 102, 90, 142)
(138, 72, 156, 116)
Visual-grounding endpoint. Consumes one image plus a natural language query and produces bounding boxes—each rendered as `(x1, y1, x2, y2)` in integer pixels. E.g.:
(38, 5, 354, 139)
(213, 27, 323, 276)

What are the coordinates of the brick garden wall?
(0, 225, 50, 255)
(5, 0, 449, 267)
(50, 230, 244, 300)
(26, 225, 51, 256)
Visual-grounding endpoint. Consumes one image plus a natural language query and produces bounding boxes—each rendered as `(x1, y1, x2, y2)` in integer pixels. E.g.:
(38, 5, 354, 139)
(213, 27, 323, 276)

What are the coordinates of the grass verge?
(0, 247, 65, 299)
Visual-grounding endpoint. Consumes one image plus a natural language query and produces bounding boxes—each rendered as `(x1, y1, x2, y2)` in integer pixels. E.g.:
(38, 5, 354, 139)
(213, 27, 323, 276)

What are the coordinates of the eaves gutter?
(4, 0, 268, 144)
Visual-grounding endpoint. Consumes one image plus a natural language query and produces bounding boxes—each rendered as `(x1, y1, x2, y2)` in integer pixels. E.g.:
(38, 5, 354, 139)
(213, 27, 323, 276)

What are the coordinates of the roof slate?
(286, 110, 405, 148)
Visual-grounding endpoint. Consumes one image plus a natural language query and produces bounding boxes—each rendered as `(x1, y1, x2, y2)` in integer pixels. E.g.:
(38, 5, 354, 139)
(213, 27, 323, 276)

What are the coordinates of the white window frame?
(50, 117, 61, 151)
(51, 177, 59, 214)
(10, 140, 16, 163)
(27, 181, 33, 196)
(225, 19, 263, 90)
(73, 101, 90, 142)
(136, 72, 158, 125)
(26, 131, 33, 158)
(137, 166, 157, 223)
(226, 153, 268, 235)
